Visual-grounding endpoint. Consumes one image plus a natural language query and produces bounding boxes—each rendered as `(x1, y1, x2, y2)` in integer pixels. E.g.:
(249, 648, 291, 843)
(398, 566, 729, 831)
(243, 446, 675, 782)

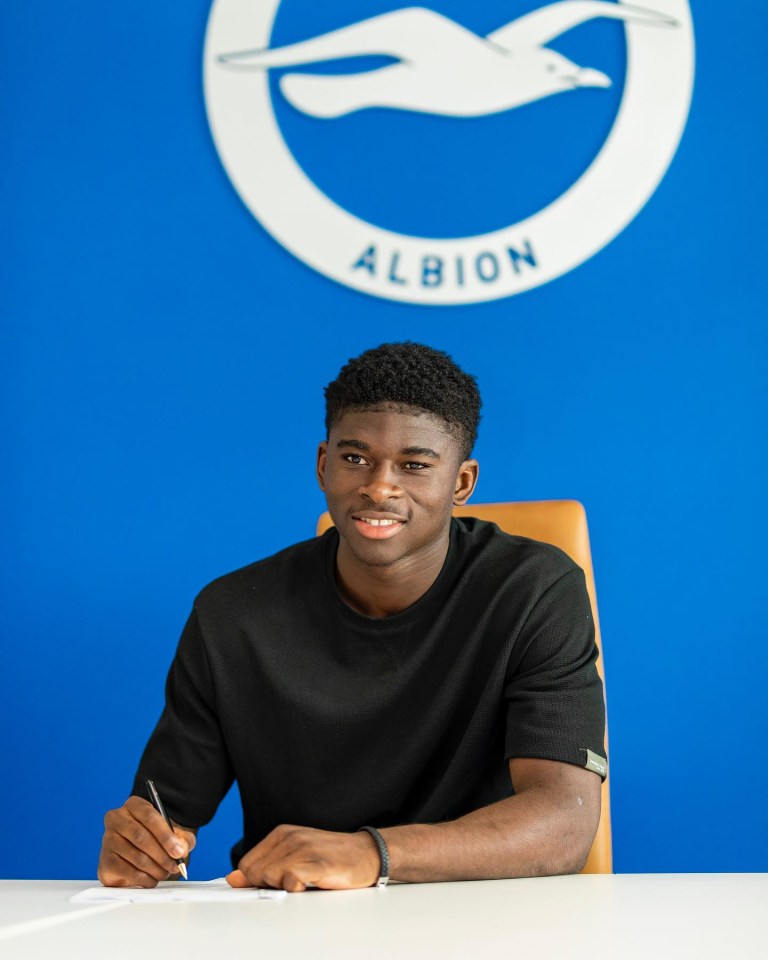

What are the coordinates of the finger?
(174, 826, 197, 855)
(281, 868, 309, 893)
(106, 814, 183, 875)
(104, 820, 179, 875)
(225, 869, 250, 887)
(234, 853, 299, 890)
(108, 832, 179, 881)
(247, 856, 318, 892)
(238, 825, 303, 876)
(237, 825, 292, 869)
(98, 851, 161, 888)
(124, 797, 190, 859)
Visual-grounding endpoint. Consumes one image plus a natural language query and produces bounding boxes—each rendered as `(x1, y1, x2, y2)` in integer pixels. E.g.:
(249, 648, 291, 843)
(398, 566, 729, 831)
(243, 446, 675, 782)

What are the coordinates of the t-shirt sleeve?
(131, 607, 234, 826)
(503, 566, 607, 776)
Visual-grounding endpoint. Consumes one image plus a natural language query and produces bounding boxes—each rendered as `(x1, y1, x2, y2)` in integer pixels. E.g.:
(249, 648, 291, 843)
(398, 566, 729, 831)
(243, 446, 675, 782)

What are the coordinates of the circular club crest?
(203, 1, 694, 305)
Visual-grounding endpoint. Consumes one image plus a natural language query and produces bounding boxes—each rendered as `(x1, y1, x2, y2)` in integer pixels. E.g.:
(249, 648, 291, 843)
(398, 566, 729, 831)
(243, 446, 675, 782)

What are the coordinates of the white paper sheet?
(70, 879, 287, 903)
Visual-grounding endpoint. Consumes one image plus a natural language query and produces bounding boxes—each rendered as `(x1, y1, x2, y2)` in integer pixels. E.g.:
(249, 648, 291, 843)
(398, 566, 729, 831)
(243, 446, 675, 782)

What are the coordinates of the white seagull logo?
(217, 1, 678, 119)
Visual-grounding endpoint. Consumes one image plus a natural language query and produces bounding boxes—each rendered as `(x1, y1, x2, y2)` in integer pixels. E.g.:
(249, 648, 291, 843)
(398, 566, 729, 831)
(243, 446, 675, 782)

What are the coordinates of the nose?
(359, 463, 403, 503)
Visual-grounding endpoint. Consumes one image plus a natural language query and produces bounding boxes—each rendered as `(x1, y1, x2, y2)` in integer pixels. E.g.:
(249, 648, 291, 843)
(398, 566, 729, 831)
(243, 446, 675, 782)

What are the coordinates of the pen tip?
(178, 863, 188, 880)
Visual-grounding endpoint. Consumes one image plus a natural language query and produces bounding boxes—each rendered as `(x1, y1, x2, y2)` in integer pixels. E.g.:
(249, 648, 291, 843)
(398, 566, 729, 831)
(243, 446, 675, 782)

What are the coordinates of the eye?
(404, 461, 429, 470)
(343, 454, 368, 465)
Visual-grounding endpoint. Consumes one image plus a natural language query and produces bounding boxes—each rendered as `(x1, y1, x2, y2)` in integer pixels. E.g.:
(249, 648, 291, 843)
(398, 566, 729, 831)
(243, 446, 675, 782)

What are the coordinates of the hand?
(226, 824, 380, 892)
(98, 795, 196, 887)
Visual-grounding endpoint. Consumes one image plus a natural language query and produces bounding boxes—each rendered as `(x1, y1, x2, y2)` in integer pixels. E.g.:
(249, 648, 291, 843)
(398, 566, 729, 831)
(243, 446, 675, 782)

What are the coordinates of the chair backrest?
(316, 500, 612, 873)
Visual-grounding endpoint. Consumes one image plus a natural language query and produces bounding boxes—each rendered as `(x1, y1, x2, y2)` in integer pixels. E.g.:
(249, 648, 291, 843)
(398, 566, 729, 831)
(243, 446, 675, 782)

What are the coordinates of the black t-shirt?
(133, 518, 606, 863)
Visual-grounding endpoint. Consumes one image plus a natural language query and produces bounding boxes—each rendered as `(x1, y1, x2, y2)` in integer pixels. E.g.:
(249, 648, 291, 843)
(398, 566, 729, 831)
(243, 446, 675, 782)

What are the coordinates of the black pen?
(145, 779, 189, 880)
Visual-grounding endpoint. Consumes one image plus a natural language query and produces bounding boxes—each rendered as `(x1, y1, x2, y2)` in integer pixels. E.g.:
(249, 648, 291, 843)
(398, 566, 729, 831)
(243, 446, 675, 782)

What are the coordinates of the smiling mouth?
(352, 515, 406, 540)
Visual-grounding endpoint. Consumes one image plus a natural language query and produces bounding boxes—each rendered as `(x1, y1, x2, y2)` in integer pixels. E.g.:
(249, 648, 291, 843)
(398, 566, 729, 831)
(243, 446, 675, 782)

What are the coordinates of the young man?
(98, 342, 606, 890)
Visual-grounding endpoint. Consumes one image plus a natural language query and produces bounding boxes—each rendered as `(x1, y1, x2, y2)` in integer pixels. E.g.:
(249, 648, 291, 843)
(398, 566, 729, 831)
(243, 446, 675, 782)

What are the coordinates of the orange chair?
(317, 499, 611, 873)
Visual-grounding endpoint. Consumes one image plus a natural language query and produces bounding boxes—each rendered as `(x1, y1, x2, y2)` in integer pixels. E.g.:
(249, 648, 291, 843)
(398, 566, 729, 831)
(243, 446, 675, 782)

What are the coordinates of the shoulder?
(193, 529, 336, 614)
(453, 516, 579, 585)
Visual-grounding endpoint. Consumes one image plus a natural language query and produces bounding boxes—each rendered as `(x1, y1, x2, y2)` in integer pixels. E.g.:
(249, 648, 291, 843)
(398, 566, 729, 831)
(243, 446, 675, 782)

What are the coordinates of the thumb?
(178, 828, 197, 853)
(226, 869, 251, 887)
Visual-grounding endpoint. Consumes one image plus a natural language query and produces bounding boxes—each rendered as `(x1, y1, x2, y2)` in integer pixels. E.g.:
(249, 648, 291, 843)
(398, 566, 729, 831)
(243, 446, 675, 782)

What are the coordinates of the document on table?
(70, 879, 287, 903)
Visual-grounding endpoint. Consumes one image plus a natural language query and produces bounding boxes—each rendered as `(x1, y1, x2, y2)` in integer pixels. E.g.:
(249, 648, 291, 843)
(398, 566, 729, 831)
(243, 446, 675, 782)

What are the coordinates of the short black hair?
(324, 342, 481, 460)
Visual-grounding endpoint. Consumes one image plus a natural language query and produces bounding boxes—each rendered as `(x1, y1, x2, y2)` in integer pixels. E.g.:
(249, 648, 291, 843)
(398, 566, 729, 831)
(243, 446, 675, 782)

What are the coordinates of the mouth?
(351, 513, 407, 540)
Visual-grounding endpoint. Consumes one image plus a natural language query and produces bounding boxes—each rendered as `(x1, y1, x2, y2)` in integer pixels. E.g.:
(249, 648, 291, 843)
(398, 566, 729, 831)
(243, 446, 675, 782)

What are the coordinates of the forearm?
(381, 773, 600, 882)
(226, 761, 601, 891)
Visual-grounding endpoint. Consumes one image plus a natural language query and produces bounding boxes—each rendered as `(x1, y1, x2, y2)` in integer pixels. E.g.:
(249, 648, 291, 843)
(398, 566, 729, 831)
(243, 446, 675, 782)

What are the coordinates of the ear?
(453, 459, 479, 506)
(316, 441, 328, 491)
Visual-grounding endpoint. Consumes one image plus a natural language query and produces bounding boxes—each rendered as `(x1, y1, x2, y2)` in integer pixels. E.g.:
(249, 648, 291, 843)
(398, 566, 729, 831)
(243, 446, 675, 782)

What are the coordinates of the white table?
(1, 875, 766, 959)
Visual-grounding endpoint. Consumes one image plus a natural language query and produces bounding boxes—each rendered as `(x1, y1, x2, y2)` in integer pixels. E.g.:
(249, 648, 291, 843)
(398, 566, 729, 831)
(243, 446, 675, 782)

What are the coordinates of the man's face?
(316, 406, 478, 571)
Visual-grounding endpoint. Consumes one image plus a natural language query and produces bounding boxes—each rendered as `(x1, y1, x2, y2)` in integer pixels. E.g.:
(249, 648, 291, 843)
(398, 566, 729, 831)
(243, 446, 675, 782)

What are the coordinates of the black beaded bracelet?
(358, 825, 390, 887)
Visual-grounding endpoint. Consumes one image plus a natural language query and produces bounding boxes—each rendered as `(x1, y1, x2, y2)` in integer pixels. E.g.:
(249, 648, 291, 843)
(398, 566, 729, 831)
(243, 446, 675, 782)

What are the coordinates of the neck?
(335, 531, 451, 618)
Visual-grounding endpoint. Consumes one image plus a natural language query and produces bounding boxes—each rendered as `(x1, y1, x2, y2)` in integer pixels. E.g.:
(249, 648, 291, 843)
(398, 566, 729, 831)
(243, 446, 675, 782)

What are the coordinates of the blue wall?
(2, 1, 766, 879)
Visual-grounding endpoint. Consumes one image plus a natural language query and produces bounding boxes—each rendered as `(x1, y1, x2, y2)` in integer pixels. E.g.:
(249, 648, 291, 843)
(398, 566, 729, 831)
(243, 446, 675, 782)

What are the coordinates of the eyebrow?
(402, 446, 441, 459)
(336, 440, 441, 459)
(336, 439, 370, 451)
